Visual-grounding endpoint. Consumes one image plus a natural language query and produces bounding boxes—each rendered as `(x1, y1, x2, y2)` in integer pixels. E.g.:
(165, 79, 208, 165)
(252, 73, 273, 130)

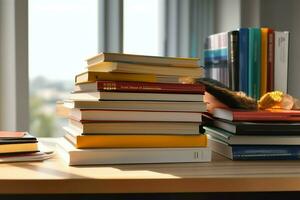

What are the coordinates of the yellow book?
(261, 28, 268, 96)
(75, 71, 194, 84)
(87, 62, 203, 77)
(65, 133, 207, 149)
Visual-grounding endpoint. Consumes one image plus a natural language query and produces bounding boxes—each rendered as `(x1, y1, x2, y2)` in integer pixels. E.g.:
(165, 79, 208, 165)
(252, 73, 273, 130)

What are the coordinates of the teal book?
(248, 28, 261, 99)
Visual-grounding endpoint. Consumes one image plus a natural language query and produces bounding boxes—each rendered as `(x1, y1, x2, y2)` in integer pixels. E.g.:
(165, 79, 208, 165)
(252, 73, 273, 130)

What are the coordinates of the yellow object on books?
(65, 133, 207, 149)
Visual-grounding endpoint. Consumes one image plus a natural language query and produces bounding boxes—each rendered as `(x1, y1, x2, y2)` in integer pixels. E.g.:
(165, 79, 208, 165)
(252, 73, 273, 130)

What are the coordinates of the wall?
(260, 0, 300, 98)
(213, 0, 241, 33)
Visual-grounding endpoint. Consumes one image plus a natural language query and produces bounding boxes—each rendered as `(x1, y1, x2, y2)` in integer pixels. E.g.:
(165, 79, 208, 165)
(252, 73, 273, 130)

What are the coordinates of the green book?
(248, 28, 261, 100)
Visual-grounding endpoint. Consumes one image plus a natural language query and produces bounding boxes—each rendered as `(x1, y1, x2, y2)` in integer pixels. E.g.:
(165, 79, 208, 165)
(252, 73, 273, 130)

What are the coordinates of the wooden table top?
(1, 138, 300, 194)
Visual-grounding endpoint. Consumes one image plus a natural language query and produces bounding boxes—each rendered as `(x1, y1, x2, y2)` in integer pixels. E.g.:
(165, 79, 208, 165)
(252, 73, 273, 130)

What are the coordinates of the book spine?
(260, 28, 268, 96)
(239, 28, 249, 94)
(248, 28, 261, 100)
(96, 81, 205, 94)
(267, 29, 275, 92)
(274, 31, 289, 93)
(232, 145, 300, 160)
(228, 31, 239, 91)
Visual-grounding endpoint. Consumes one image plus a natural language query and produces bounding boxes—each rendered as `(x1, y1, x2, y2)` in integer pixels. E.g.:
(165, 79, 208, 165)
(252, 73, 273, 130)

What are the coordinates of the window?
(29, 0, 98, 136)
(123, 0, 164, 56)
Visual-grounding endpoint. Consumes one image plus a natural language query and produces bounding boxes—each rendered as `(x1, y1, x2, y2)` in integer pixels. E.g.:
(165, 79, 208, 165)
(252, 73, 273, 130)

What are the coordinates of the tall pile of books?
(205, 107, 300, 160)
(204, 28, 289, 99)
(58, 53, 211, 165)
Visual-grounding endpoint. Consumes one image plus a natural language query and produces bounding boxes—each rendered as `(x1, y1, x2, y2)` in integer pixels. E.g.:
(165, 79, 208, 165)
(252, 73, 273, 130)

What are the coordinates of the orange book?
(64, 127, 207, 149)
(260, 28, 269, 96)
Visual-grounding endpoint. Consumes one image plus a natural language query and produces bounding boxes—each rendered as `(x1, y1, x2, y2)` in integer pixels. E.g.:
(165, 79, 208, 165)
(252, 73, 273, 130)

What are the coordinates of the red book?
(267, 29, 275, 92)
(74, 80, 205, 94)
(213, 108, 300, 122)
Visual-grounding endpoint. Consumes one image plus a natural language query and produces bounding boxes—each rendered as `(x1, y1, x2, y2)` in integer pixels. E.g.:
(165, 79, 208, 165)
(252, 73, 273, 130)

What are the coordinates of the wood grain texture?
(1, 138, 300, 194)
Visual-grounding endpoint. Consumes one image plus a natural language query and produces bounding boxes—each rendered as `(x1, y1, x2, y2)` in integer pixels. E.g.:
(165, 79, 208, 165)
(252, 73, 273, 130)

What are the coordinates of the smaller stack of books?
(0, 131, 53, 163)
(58, 53, 211, 165)
(205, 108, 300, 160)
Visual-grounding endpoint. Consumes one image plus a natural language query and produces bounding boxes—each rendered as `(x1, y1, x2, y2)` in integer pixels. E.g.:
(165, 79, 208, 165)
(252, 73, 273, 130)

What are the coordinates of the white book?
(64, 100, 207, 112)
(69, 92, 203, 102)
(57, 138, 211, 166)
(274, 31, 289, 93)
(70, 109, 202, 122)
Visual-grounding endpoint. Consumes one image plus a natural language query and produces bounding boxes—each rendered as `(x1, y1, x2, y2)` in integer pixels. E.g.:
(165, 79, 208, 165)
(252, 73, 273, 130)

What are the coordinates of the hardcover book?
(57, 138, 211, 165)
(86, 52, 201, 68)
(68, 119, 201, 135)
(208, 136, 300, 160)
(70, 109, 203, 122)
(205, 126, 300, 145)
(213, 108, 300, 122)
(64, 126, 207, 148)
(74, 80, 205, 94)
(75, 71, 194, 85)
(64, 100, 207, 112)
(87, 62, 204, 77)
(212, 118, 300, 135)
(69, 91, 204, 102)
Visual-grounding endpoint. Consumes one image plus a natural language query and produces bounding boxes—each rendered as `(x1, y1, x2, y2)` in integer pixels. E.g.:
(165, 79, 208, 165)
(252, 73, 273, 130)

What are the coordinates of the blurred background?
(1, 0, 299, 137)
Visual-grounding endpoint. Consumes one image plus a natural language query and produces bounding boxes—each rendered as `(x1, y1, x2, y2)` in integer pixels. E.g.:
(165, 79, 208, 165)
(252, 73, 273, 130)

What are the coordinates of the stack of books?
(205, 108, 300, 160)
(58, 52, 212, 165)
(0, 131, 53, 163)
(204, 28, 289, 99)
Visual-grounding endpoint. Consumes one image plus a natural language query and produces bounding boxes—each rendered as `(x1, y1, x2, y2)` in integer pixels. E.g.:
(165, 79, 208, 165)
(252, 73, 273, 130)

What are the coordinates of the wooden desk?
(1, 139, 300, 194)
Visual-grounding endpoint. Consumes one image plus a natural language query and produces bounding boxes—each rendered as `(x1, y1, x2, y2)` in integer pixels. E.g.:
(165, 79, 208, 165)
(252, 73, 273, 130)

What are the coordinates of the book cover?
(260, 28, 269, 96)
(86, 52, 201, 68)
(238, 28, 249, 94)
(57, 138, 211, 165)
(213, 108, 300, 122)
(64, 129, 207, 148)
(208, 137, 300, 160)
(267, 29, 275, 92)
(212, 118, 300, 135)
(74, 80, 205, 94)
(248, 28, 261, 100)
(274, 31, 289, 93)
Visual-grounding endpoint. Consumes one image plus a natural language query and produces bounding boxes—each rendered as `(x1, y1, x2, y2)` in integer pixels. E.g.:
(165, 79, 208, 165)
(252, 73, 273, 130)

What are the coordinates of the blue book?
(239, 28, 249, 94)
(248, 28, 261, 100)
(209, 137, 300, 160)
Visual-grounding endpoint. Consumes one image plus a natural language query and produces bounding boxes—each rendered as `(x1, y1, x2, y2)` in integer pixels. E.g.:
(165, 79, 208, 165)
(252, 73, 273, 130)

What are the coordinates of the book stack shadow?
(57, 53, 212, 165)
(205, 108, 300, 160)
